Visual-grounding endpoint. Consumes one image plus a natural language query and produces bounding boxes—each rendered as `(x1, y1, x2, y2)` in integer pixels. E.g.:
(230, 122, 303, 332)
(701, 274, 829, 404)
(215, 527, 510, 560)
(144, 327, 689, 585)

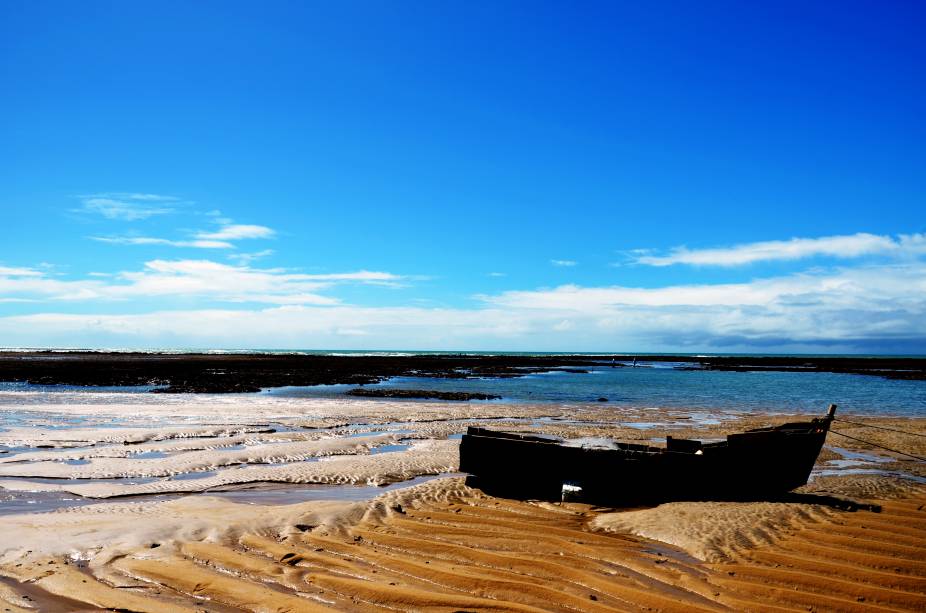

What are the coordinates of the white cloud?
(635, 233, 926, 267)
(91, 237, 234, 249)
(488, 272, 507, 277)
(2, 262, 925, 351)
(72, 193, 273, 250)
(228, 249, 275, 264)
(0, 306, 530, 349)
(110, 260, 332, 304)
(0, 266, 42, 277)
(551, 259, 577, 267)
(196, 224, 275, 241)
(476, 263, 926, 348)
(75, 193, 178, 221)
(299, 271, 401, 282)
(90, 218, 275, 250)
(335, 328, 370, 336)
(485, 265, 926, 314)
(0, 260, 404, 306)
(111, 193, 179, 202)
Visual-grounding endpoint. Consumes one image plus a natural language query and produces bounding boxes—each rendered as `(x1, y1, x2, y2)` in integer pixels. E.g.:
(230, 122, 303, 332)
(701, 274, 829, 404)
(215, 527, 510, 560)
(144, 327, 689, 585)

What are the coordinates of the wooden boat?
(459, 404, 836, 505)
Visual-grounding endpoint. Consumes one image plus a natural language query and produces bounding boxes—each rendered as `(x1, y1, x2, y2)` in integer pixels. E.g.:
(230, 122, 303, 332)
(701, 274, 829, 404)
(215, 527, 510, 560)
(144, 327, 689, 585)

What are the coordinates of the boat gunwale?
(463, 413, 832, 458)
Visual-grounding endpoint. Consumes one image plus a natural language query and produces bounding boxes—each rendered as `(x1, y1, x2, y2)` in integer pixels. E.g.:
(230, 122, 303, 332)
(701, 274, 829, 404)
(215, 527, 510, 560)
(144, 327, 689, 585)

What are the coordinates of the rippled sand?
(0, 396, 924, 611)
(0, 477, 923, 612)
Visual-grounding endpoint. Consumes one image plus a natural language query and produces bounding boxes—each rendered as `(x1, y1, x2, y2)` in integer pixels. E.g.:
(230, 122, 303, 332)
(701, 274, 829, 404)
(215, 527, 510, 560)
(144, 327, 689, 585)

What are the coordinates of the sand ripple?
(0, 439, 458, 498)
(0, 424, 272, 447)
(2, 477, 923, 612)
(593, 501, 837, 563)
(0, 434, 396, 479)
(1, 401, 924, 611)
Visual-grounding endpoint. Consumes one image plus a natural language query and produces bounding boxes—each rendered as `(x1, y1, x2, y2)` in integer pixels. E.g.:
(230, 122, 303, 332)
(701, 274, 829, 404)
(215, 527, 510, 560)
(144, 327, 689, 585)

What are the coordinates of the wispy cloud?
(633, 233, 926, 267)
(72, 193, 274, 250)
(487, 272, 507, 277)
(228, 249, 275, 265)
(0, 266, 43, 277)
(0, 260, 405, 306)
(75, 193, 179, 221)
(196, 224, 275, 241)
(112, 193, 179, 202)
(299, 271, 401, 282)
(90, 216, 276, 250)
(91, 237, 234, 249)
(551, 259, 577, 267)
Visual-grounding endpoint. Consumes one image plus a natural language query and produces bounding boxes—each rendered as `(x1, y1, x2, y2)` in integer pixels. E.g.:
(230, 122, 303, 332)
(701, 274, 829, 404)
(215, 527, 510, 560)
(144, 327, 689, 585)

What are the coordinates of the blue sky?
(1, 1, 924, 352)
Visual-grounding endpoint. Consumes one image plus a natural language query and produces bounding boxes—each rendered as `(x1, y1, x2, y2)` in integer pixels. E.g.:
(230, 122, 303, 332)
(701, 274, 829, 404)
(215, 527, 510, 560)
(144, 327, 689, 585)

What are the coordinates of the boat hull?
(459, 417, 831, 505)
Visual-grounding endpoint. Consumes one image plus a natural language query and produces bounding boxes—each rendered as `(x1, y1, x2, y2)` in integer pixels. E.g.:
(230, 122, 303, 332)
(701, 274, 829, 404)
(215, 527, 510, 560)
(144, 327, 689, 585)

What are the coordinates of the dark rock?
(1, 352, 923, 394)
(0, 352, 611, 393)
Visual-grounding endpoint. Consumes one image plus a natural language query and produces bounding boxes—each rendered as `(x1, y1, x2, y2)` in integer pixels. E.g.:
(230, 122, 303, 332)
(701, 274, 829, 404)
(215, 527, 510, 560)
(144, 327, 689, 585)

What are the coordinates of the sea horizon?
(3, 347, 926, 359)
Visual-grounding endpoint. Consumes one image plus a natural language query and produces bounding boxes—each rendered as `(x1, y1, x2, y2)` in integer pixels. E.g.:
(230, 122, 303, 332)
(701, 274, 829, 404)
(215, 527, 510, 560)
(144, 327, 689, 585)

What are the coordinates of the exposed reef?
(0, 352, 604, 393)
(0, 351, 923, 394)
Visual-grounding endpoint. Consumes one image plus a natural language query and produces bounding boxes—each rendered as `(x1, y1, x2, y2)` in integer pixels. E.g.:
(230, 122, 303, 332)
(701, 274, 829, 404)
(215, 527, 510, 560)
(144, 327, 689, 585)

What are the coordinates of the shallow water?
(261, 365, 926, 416)
(810, 446, 924, 484)
(0, 488, 173, 516)
(812, 468, 926, 484)
(0, 473, 462, 515)
(370, 443, 411, 454)
(3, 365, 923, 419)
(0, 364, 922, 520)
(208, 472, 462, 505)
(168, 470, 217, 481)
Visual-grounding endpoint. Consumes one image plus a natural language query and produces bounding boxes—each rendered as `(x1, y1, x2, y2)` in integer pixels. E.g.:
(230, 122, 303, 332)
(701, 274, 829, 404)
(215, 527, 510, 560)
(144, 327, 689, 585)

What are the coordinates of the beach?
(6, 0, 925, 609)
(0, 390, 923, 612)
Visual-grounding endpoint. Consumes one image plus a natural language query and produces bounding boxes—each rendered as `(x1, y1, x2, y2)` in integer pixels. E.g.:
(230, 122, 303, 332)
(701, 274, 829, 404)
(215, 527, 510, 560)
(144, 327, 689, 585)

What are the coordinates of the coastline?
(0, 397, 924, 611)
(2, 352, 924, 394)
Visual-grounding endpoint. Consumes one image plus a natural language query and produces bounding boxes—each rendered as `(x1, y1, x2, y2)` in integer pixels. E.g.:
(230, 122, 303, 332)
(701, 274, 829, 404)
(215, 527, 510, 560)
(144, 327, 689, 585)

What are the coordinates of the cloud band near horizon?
(1, 256, 924, 352)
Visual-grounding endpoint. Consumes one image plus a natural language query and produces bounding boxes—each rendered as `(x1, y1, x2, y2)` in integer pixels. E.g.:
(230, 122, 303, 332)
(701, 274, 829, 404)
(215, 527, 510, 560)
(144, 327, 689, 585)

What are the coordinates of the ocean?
(263, 361, 925, 416)
(2, 358, 923, 417)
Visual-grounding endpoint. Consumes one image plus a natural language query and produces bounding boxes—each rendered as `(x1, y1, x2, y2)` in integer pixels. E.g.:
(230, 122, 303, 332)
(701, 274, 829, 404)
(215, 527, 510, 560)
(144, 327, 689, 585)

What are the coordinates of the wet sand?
(0, 398, 924, 611)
